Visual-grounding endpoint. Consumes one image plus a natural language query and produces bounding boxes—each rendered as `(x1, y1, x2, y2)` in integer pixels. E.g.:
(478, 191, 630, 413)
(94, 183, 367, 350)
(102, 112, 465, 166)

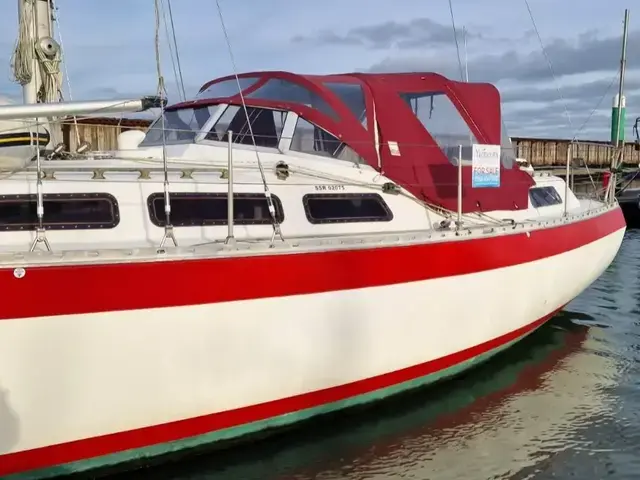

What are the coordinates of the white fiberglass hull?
(0, 206, 625, 478)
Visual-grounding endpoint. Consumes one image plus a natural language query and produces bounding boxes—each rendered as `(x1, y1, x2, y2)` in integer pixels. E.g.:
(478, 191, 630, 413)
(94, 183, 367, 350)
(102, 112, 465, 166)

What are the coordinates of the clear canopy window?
(401, 91, 515, 168)
(246, 79, 338, 120)
(140, 106, 217, 145)
(205, 105, 288, 149)
(323, 82, 367, 128)
(196, 77, 260, 99)
(290, 117, 362, 164)
(401, 92, 478, 165)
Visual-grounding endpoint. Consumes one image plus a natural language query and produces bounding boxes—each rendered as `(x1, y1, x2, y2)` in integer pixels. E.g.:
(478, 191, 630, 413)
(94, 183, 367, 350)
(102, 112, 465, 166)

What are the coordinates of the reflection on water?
(126, 231, 640, 480)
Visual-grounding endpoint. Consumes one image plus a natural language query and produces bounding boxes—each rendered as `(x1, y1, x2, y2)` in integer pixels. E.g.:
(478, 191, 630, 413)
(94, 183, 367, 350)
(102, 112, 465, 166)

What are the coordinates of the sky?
(0, 0, 638, 140)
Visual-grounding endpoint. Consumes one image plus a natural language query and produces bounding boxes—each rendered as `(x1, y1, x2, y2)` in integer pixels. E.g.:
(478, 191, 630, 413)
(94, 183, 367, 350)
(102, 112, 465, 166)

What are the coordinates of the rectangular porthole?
(147, 192, 285, 227)
(0, 193, 120, 230)
(303, 193, 393, 224)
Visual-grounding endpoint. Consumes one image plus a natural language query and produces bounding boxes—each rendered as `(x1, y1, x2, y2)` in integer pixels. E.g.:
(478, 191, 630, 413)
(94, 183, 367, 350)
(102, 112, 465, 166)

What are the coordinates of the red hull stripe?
(0, 207, 624, 321)
(0, 305, 563, 476)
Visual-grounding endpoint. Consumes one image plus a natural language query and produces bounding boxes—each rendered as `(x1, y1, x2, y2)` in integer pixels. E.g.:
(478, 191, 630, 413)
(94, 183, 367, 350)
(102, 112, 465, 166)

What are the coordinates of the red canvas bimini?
(192, 70, 535, 212)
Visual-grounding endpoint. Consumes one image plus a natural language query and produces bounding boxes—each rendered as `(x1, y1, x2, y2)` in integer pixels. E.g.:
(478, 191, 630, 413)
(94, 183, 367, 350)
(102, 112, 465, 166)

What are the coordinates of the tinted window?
(0, 193, 119, 230)
(205, 105, 287, 148)
(529, 186, 562, 208)
(303, 193, 393, 224)
(147, 193, 285, 227)
(247, 79, 337, 119)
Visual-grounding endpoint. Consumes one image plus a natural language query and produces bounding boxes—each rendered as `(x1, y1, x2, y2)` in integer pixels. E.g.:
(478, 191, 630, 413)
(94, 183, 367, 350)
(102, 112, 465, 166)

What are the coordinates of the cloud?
(292, 18, 477, 50)
(500, 74, 640, 116)
(348, 24, 640, 140)
(366, 29, 640, 84)
(502, 87, 640, 140)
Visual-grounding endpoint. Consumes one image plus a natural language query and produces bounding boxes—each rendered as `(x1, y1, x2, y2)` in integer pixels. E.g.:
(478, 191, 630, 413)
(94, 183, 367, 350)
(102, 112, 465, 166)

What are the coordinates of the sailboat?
(0, 1, 626, 478)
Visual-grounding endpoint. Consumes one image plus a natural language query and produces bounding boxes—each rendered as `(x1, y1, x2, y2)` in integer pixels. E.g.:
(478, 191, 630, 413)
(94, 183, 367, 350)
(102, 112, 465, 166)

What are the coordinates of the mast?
(13, 0, 62, 148)
(608, 9, 630, 203)
(15, 0, 59, 105)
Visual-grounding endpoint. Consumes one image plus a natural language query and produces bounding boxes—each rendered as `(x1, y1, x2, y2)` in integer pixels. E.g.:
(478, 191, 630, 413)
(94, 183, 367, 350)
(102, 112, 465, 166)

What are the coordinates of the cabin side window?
(400, 92, 478, 165)
(529, 186, 562, 208)
(204, 105, 287, 148)
(0, 193, 120, 231)
(290, 117, 363, 165)
(147, 193, 285, 227)
(303, 193, 393, 224)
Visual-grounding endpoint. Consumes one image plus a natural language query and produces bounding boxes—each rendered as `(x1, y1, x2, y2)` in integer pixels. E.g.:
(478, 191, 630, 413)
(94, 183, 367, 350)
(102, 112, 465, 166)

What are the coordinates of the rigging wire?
(154, 0, 177, 247)
(523, 0, 573, 130)
(522, 0, 602, 195)
(447, 0, 465, 81)
(165, 0, 187, 101)
(29, 131, 51, 251)
(159, 0, 185, 102)
(571, 72, 618, 141)
(50, 2, 82, 148)
(569, 72, 619, 195)
(576, 74, 618, 192)
(213, 0, 285, 246)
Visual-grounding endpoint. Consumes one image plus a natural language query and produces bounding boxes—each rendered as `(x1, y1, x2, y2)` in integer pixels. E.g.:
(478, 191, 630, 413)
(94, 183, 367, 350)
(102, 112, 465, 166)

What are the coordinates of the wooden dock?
(511, 136, 640, 168)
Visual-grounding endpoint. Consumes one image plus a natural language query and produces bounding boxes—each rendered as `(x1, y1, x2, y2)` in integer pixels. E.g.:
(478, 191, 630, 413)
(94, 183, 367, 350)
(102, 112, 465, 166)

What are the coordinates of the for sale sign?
(471, 144, 501, 188)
